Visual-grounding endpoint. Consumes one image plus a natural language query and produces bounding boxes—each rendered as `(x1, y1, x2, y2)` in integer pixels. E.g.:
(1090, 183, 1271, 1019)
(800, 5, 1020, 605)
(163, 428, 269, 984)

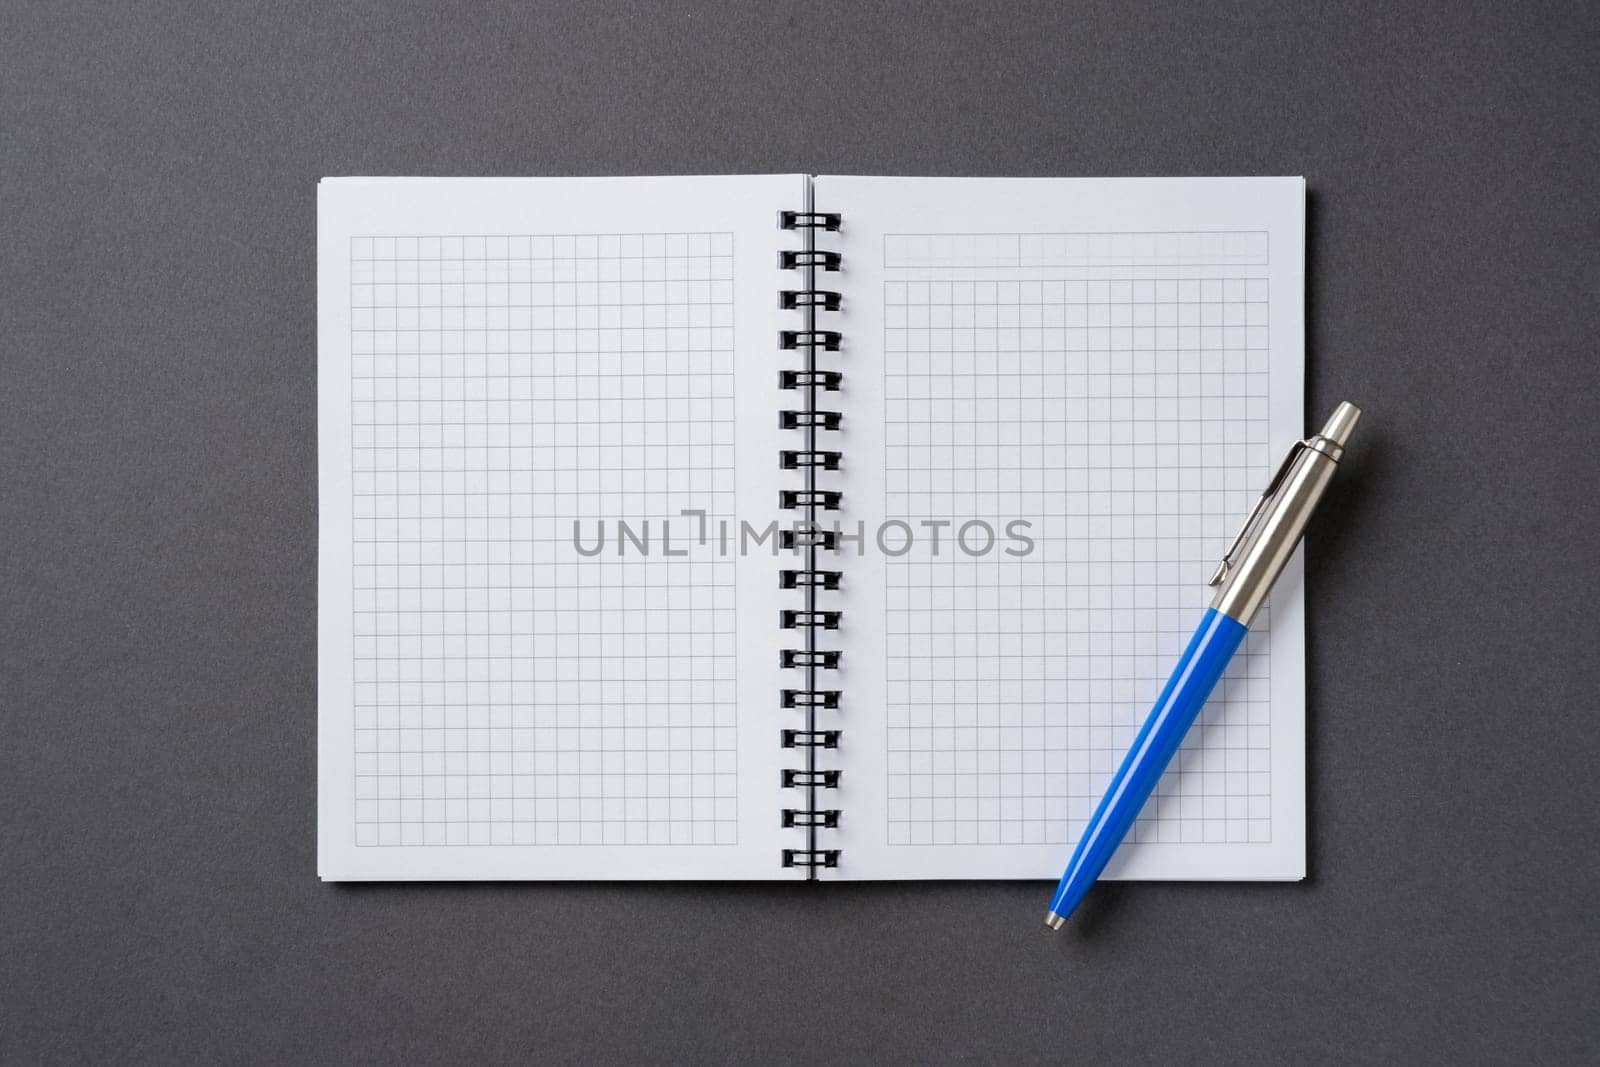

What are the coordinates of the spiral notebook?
(317, 175, 1306, 881)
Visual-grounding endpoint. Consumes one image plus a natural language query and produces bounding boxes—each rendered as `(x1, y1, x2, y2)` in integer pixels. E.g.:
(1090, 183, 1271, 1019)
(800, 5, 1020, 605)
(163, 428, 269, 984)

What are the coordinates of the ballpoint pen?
(1046, 401, 1363, 931)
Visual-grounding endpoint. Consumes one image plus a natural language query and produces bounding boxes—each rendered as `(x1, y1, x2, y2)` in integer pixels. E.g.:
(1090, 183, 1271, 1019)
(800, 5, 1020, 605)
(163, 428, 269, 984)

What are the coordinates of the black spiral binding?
(778, 206, 843, 874)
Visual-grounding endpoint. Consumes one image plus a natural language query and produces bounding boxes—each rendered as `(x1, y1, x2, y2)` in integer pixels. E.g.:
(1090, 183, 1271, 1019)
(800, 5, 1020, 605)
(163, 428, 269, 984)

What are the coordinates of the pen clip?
(1207, 441, 1307, 587)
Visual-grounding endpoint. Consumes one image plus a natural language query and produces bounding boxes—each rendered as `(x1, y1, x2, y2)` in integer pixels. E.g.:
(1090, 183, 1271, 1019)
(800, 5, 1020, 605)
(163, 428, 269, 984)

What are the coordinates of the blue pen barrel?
(1048, 607, 1249, 923)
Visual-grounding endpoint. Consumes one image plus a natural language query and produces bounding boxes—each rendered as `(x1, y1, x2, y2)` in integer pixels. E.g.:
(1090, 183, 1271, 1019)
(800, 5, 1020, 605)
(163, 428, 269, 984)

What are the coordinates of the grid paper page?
(318, 176, 805, 880)
(882, 274, 1273, 848)
(348, 232, 738, 849)
(814, 176, 1304, 881)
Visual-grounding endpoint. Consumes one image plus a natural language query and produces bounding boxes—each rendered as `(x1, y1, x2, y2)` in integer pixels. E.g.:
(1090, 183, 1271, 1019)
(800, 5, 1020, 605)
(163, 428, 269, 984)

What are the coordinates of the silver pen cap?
(1207, 402, 1362, 625)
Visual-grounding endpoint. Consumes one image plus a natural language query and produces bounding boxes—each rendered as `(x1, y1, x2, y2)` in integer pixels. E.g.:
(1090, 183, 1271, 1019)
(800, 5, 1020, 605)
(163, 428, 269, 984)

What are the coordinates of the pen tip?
(1045, 911, 1066, 931)
(1318, 402, 1361, 448)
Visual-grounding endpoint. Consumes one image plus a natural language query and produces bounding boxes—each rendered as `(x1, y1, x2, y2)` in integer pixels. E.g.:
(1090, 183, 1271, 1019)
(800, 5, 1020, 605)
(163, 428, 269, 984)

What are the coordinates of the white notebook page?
(317, 176, 804, 879)
(816, 177, 1306, 880)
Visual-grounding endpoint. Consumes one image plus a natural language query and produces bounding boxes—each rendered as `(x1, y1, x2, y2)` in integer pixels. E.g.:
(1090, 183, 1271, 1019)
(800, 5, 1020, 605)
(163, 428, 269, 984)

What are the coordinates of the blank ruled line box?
(884, 231, 1270, 269)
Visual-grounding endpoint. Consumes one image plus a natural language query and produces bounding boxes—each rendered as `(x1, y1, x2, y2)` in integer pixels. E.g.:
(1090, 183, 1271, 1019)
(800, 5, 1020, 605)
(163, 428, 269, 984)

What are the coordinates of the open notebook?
(318, 175, 1305, 881)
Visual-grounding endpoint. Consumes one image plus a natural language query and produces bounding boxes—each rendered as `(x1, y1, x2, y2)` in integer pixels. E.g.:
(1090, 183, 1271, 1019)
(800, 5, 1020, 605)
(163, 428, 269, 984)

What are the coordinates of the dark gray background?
(3, 0, 1597, 1061)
